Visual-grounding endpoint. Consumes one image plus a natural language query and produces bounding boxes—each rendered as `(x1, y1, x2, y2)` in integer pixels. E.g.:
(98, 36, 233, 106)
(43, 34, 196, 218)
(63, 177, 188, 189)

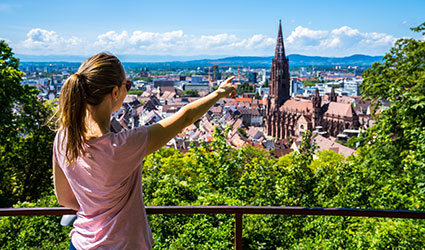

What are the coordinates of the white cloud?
(128, 30, 187, 52)
(14, 26, 399, 57)
(95, 30, 129, 49)
(19, 28, 85, 54)
(233, 34, 275, 49)
(286, 26, 328, 47)
(92, 30, 274, 55)
(23, 28, 59, 47)
(195, 33, 238, 50)
(286, 25, 397, 56)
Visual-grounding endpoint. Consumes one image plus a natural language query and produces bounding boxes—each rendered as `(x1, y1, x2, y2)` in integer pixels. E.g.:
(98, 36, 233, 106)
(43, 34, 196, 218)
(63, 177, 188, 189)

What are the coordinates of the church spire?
(330, 86, 337, 102)
(312, 88, 321, 105)
(275, 20, 286, 60)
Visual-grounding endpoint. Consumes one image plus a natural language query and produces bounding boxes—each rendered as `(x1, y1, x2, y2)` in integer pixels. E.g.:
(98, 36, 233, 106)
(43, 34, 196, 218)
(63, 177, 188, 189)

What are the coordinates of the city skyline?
(1, 0, 424, 59)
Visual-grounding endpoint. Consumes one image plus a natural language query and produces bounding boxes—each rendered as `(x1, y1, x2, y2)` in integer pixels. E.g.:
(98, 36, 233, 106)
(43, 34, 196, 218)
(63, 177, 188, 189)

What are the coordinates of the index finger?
(224, 76, 235, 83)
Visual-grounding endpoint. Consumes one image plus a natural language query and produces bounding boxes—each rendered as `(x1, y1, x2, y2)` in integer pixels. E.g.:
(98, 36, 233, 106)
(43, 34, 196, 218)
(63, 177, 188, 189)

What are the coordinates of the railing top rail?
(1, 206, 425, 219)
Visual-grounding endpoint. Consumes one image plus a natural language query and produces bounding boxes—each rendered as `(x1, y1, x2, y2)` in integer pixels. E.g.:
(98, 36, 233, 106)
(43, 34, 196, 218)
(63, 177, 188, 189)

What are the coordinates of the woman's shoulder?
(116, 126, 149, 140)
(86, 126, 149, 148)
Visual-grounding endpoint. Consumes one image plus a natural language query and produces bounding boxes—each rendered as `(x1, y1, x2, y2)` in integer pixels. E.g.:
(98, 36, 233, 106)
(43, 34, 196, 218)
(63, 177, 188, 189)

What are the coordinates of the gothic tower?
(312, 88, 322, 128)
(266, 20, 291, 137)
(269, 20, 290, 108)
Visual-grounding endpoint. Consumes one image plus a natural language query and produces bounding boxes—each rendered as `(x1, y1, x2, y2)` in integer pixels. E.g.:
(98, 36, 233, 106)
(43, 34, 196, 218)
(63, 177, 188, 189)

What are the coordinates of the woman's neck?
(86, 105, 111, 139)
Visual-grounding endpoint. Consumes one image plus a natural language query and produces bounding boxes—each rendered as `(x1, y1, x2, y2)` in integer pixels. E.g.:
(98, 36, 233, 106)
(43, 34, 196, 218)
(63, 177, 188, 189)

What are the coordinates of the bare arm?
(53, 155, 79, 211)
(146, 76, 236, 155)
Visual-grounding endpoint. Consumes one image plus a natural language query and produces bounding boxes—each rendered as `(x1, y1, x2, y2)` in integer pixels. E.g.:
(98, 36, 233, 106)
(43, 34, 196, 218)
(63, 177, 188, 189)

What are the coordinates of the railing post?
(235, 213, 243, 250)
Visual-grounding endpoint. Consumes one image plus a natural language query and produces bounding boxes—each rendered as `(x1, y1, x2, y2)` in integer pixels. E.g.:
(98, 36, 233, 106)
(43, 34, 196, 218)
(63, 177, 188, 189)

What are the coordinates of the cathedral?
(265, 21, 360, 140)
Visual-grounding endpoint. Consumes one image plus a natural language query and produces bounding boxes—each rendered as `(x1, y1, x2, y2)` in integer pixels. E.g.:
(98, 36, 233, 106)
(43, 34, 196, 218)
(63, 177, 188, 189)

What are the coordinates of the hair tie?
(74, 72, 84, 79)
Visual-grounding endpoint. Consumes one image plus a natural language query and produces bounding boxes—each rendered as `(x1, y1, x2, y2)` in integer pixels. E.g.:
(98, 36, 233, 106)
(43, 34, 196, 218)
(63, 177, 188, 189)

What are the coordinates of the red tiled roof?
(325, 102, 354, 118)
(232, 119, 244, 130)
(235, 97, 253, 104)
(210, 106, 223, 114)
(272, 148, 293, 158)
(160, 86, 175, 94)
(280, 100, 313, 113)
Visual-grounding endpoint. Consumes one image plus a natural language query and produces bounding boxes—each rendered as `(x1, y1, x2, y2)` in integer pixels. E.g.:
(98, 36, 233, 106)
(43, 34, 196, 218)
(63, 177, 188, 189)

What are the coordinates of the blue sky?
(0, 0, 424, 58)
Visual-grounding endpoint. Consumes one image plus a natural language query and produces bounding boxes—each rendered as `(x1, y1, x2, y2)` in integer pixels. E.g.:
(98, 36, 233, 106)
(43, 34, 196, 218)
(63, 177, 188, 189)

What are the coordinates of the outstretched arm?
(146, 76, 236, 155)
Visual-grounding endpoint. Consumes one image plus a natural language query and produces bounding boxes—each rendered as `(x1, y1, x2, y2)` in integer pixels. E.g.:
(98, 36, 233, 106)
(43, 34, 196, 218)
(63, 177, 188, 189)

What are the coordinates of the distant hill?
(16, 54, 383, 68)
(188, 54, 383, 67)
(287, 54, 383, 66)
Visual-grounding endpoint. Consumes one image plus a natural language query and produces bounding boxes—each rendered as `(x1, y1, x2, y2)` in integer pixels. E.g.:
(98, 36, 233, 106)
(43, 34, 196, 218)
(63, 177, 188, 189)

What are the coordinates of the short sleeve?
(52, 131, 62, 165)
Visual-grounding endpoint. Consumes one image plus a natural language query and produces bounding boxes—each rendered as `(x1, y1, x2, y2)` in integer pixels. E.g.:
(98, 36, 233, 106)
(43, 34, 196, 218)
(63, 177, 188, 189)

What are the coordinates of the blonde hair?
(57, 52, 125, 164)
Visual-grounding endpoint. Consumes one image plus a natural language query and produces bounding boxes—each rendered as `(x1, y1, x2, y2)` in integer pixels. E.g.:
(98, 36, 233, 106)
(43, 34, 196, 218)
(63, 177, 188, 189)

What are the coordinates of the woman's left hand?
(216, 76, 237, 98)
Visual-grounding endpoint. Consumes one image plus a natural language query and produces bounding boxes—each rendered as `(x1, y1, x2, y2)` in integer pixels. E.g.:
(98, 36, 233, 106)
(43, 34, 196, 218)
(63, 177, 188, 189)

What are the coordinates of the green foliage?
(0, 40, 25, 142)
(131, 76, 152, 82)
(0, 192, 72, 249)
(0, 41, 56, 206)
(140, 128, 425, 249)
(237, 127, 247, 138)
(237, 82, 255, 93)
(356, 22, 425, 210)
(301, 80, 317, 87)
(127, 89, 144, 96)
(183, 89, 199, 97)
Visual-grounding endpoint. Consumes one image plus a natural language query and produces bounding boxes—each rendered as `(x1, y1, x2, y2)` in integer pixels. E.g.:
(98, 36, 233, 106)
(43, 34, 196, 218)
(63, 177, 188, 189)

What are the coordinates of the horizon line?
(16, 53, 384, 63)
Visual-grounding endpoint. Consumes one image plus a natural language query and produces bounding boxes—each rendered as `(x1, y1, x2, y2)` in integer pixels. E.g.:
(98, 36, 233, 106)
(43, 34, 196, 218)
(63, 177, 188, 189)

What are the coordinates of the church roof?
(298, 114, 312, 124)
(324, 102, 355, 117)
(280, 100, 313, 113)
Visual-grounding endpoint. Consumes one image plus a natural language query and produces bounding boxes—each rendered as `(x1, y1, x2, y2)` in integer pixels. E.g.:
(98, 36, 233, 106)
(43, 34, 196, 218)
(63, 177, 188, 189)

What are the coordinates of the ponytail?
(58, 73, 88, 164)
(55, 52, 125, 165)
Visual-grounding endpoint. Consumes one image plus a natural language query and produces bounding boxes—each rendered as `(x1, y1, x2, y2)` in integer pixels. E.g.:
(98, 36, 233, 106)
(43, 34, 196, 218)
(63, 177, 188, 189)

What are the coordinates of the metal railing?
(2, 206, 425, 250)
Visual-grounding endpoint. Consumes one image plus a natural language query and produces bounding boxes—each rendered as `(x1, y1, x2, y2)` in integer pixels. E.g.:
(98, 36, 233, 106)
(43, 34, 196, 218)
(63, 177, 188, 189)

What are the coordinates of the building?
(248, 72, 257, 84)
(265, 21, 360, 139)
(191, 75, 204, 84)
(153, 78, 174, 88)
(210, 65, 221, 82)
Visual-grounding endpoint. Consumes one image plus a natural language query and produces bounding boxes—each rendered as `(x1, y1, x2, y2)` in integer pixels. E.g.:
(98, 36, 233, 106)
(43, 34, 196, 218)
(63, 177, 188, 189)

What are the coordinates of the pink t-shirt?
(53, 126, 154, 250)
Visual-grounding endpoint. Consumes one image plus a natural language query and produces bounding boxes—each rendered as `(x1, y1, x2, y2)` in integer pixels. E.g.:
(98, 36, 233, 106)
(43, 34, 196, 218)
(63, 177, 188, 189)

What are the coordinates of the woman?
(53, 52, 236, 250)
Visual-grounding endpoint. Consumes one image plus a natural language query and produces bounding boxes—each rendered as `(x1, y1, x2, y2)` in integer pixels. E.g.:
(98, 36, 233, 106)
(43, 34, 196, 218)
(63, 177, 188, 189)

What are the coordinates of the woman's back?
(54, 126, 153, 249)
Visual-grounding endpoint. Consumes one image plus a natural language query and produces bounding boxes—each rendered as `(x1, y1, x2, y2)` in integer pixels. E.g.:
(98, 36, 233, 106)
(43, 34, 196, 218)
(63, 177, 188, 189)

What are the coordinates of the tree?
(236, 82, 255, 94)
(127, 89, 144, 96)
(0, 41, 56, 206)
(0, 40, 25, 143)
(346, 23, 425, 210)
(183, 89, 199, 97)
